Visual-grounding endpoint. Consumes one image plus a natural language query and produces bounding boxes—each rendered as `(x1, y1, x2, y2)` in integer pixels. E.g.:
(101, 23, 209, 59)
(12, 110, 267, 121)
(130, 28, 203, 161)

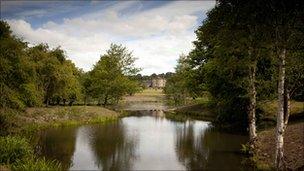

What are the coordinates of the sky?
(1, 0, 215, 75)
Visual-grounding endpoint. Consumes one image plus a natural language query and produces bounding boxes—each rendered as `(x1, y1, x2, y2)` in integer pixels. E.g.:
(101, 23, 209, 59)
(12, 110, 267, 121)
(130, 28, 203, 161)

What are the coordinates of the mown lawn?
(123, 88, 165, 102)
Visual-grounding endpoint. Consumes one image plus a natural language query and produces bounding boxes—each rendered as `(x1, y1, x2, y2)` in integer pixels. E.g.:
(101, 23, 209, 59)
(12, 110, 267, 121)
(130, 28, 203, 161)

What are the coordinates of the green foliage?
(0, 109, 19, 135)
(11, 158, 61, 171)
(0, 21, 142, 108)
(171, 0, 304, 129)
(287, 51, 304, 101)
(240, 144, 251, 155)
(164, 74, 188, 105)
(20, 83, 43, 107)
(0, 21, 28, 109)
(0, 21, 83, 108)
(164, 54, 204, 105)
(0, 136, 33, 164)
(88, 44, 141, 105)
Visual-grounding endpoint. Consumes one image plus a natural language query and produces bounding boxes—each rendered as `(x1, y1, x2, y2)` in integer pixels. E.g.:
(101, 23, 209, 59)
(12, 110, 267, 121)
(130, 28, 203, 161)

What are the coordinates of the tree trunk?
(56, 98, 60, 105)
(275, 48, 286, 170)
(45, 98, 49, 107)
(103, 95, 108, 107)
(248, 61, 257, 148)
(84, 96, 87, 106)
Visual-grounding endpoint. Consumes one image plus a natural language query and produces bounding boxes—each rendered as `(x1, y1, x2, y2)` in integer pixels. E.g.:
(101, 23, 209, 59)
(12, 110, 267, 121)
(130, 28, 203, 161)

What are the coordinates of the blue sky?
(2, 0, 215, 75)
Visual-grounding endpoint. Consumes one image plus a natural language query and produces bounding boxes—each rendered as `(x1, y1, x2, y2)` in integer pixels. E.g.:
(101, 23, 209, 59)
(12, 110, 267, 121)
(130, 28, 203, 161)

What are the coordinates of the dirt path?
(255, 122, 304, 170)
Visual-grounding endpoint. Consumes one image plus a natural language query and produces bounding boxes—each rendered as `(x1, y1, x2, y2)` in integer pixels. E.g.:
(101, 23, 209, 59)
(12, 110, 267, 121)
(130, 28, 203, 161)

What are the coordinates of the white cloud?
(7, 1, 215, 75)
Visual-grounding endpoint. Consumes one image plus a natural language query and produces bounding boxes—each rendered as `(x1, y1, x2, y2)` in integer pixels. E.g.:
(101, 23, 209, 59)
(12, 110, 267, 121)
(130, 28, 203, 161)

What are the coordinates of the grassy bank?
(259, 100, 304, 120)
(0, 106, 121, 170)
(164, 93, 215, 122)
(167, 99, 304, 125)
(1, 106, 120, 136)
(165, 103, 215, 122)
(258, 100, 304, 129)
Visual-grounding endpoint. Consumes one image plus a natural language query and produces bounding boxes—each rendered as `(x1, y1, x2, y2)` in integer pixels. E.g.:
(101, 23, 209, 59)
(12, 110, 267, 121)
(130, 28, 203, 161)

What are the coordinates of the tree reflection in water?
(35, 127, 77, 170)
(35, 112, 251, 170)
(174, 121, 249, 170)
(175, 121, 209, 170)
(90, 121, 138, 170)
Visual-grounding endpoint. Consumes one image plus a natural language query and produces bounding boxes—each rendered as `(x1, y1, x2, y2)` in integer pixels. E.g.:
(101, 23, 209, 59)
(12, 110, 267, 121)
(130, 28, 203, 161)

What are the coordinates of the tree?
(0, 21, 83, 109)
(0, 21, 31, 109)
(89, 44, 140, 106)
(188, 1, 259, 132)
(187, 0, 303, 168)
(164, 54, 201, 105)
(264, 0, 304, 169)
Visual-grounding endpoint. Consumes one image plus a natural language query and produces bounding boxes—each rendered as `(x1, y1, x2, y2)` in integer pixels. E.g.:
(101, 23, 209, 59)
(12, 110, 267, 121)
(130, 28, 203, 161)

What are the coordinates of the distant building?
(143, 77, 166, 89)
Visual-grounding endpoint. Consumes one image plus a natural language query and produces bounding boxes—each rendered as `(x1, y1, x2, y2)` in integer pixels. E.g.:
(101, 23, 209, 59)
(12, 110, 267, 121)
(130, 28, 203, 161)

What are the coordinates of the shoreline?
(166, 101, 304, 170)
(2, 106, 122, 136)
(0, 106, 122, 170)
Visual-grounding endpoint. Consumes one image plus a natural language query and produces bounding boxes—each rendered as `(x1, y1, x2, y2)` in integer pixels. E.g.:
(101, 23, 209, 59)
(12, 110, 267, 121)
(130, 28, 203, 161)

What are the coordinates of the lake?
(35, 110, 250, 170)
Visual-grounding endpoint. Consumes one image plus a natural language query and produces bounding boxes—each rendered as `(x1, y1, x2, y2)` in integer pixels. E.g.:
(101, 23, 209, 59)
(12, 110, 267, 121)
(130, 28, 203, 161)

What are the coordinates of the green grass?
(0, 136, 33, 164)
(165, 111, 189, 122)
(11, 158, 61, 171)
(2, 106, 120, 136)
(122, 88, 165, 103)
(258, 100, 304, 121)
(164, 92, 215, 122)
(0, 136, 61, 170)
(137, 88, 165, 96)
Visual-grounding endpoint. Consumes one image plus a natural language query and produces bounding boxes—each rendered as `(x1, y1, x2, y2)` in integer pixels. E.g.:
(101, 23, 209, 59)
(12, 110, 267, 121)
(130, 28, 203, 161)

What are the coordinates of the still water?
(36, 110, 249, 170)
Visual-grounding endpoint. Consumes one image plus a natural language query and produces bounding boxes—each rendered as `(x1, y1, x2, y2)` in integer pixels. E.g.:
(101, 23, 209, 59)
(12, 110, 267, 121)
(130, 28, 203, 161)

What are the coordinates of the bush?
(0, 109, 21, 136)
(0, 86, 25, 110)
(0, 136, 33, 164)
(20, 83, 43, 107)
(11, 157, 61, 171)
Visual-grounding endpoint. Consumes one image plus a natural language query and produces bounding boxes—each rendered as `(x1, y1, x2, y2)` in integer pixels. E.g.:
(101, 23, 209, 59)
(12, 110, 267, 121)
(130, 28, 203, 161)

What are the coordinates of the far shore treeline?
(0, 21, 141, 109)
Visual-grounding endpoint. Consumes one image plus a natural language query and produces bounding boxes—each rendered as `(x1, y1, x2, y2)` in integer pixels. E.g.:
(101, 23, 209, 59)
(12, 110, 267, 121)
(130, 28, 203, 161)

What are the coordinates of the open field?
(122, 88, 165, 102)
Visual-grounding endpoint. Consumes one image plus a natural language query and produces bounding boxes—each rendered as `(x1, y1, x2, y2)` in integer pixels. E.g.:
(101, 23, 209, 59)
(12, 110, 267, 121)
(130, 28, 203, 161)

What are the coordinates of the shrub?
(20, 83, 43, 107)
(0, 136, 33, 164)
(11, 157, 61, 171)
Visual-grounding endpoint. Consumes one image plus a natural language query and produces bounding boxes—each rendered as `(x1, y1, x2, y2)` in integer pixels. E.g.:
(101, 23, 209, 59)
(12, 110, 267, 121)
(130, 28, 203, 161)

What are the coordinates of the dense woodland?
(164, 0, 303, 169)
(0, 21, 141, 108)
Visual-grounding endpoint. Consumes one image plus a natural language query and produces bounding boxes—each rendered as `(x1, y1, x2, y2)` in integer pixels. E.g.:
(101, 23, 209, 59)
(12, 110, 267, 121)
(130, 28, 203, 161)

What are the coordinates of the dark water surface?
(36, 110, 249, 170)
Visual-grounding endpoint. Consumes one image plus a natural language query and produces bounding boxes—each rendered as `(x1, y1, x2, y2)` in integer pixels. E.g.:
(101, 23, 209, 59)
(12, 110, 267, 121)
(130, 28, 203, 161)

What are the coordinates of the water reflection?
(70, 127, 99, 170)
(175, 121, 210, 170)
(90, 121, 137, 170)
(36, 127, 77, 170)
(36, 110, 250, 170)
(174, 121, 249, 170)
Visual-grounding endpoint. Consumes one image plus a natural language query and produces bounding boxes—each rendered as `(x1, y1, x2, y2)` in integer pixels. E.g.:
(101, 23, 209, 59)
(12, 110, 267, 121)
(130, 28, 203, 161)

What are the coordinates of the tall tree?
(0, 21, 31, 109)
(265, 0, 304, 169)
(89, 44, 140, 106)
